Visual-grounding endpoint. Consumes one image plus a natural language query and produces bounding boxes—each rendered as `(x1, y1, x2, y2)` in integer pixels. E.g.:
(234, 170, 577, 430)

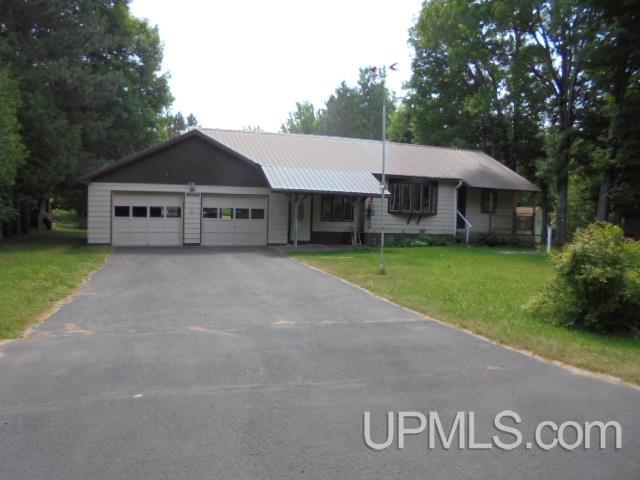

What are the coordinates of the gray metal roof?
(200, 128, 540, 193)
(262, 165, 383, 195)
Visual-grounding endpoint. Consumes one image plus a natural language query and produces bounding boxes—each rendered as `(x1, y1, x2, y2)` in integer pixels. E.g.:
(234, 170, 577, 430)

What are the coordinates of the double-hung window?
(388, 181, 438, 215)
(320, 196, 353, 222)
(481, 189, 497, 214)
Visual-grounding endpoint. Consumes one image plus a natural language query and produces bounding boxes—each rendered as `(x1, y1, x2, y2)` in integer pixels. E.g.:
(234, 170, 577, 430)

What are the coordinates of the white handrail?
(456, 210, 472, 244)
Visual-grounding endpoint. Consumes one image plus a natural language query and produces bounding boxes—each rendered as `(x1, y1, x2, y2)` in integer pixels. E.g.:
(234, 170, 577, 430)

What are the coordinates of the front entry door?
(290, 195, 311, 242)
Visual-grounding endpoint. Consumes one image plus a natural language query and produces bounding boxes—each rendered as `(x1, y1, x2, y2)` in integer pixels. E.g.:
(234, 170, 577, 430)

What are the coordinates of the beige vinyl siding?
(183, 193, 202, 244)
(364, 180, 457, 235)
(464, 188, 513, 234)
(87, 183, 111, 244)
(267, 192, 288, 244)
(311, 194, 358, 233)
(87, 182, 275, 245)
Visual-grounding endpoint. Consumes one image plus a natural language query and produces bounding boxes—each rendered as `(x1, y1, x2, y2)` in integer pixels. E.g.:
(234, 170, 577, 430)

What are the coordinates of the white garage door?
(112, 192, 183, 246)
(201, 195, 267, 246)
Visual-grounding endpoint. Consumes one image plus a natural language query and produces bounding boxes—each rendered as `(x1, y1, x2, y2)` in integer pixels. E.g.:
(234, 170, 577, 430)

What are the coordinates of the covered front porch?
(455, 186, 542, 243)
(286, 193, 370, 247)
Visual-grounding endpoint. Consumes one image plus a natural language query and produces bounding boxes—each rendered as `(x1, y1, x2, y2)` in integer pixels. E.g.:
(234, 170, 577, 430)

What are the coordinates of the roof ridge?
(197, 127, 485, 155)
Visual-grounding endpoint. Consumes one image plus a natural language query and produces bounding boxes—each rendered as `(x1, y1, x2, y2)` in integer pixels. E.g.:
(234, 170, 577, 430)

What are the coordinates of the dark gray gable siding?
(92, 135, 268, 187)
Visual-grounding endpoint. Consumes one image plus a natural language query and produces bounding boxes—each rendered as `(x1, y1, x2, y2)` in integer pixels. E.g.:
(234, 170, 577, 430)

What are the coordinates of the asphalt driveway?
(0, 248, 638, 479)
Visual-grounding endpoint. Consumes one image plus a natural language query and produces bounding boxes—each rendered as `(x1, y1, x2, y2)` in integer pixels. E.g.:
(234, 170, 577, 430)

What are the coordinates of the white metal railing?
(456, 210, 472, 244)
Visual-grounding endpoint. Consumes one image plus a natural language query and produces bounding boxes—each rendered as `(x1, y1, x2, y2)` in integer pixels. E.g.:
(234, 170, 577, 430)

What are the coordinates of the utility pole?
(371, 63, 397, 274)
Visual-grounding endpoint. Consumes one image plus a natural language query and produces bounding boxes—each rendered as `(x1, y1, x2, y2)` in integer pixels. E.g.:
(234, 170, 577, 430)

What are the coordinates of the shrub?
(383, 232, 456, 248)
(529, 222, 640, 335)
(477, 232, 513, 247)
(422, 234, 456, 247)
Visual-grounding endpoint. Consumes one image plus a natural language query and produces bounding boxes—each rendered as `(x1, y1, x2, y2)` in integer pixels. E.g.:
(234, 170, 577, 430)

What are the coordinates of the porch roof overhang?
(262, 165, 387, 196)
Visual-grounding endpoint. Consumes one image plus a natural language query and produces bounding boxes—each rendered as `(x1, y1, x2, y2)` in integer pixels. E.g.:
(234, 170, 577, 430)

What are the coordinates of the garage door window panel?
(166, 206, 182, 218)
(149, 206, 164, 218)
(251, 208, 264, 219)
(236, 208, 249, 219)
(203, 208, 218, 218)
(132, 206, 147, 217)
(114, 206, 130, 217)
(221, 208, 233, 220)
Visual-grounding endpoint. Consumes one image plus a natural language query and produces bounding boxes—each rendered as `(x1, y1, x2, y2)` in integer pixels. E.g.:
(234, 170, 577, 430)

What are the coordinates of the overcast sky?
(129, 0, 423, 133)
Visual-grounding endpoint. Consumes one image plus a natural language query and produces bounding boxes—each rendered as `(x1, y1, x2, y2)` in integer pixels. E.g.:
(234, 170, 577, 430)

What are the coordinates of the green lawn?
(290, 246, 640, 385)
(0, 227, 110, 340)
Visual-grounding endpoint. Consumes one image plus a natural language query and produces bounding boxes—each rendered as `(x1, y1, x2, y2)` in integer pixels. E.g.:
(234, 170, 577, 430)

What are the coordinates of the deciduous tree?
(0, 68, 27, 233)
(0, 0, 175, 223)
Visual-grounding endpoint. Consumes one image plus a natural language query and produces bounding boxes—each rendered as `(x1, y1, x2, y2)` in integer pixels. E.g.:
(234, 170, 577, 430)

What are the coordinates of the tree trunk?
(553, 58, 574, 245)
(19, 202, 29, 235)
(540, 182, 550, 242)
(554, 129, 572, 244)
(24, 205, 31, 234)
(556, 176, 569, 244)
(596, 167, 614, 221)
(37, 197, 46, 229)
(37, 197, 52, 230)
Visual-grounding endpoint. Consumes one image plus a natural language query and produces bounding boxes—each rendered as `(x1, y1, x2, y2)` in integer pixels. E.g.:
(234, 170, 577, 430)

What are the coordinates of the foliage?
(530, 223, 640, 335)
(291, 246, 640, 385)
(164, 112, 199, 138)
(399, 0, 640, 242)
(384, 232, 460, 247)
(52, 208, 81, 229)
(477, 232, 514, 247)
(387, 104, 414, 143)
(406, 0, 545, 173)
(0, 68, 27, 223)
(281, 102, 317, 134)
(567, 170, 598, 234)
(528, 1, 599, 243)
(0, 0, 194, 222)
(585, 0, 640, 223)
(420, 233, 458, 246)
(282, 67, 395, 140)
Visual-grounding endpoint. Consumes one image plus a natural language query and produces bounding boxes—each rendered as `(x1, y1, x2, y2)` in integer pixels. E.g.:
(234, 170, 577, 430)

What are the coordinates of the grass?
(290, 246, 640, 385)
(0, 226, 110, 340)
